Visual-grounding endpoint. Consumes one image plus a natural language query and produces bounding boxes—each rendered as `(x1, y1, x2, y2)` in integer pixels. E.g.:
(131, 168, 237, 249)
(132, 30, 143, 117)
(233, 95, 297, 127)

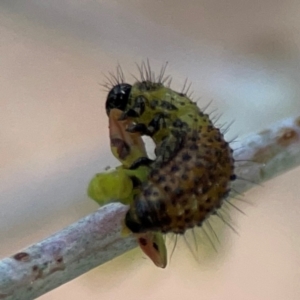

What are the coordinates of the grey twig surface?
(233, 115, 300, 193)
(0, 115, 300, 300)
(0, 204, 137, 300)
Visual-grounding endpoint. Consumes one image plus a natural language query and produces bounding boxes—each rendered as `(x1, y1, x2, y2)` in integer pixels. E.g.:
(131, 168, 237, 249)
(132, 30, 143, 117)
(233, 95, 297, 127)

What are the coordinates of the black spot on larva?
(202, 186, 209, 194)
(133, 96, 146, 115)
(125, 108, 140, 118)
(152, 242, 159, 251)
(184, 208, 191, 215)
(194, 177, 201, 185)
(161, 100, 178, 110)
(143, 188, 152, 197)
(110, 138, 130, 160)
(174, 188, 183, 196)
(164, 186, 171, 192)
(138, 81, 155, 91)
(173, 119, 184, 128)
(189, 144, 198, 151)
(153, 191, 159, 197)
(182, 152, 191, 161)
(149, 99, 159, 110)
(184, 217, 191, 223)
(181, 174, 188, 180)
(170, 165, 180, 173)
(157, 175, 166, 183)
(198, 205, 205, 212)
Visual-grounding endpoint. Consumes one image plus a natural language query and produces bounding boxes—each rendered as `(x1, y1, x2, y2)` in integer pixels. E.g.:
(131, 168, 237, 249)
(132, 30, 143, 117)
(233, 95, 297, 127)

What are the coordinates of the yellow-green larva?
(104, 62, 236, 236)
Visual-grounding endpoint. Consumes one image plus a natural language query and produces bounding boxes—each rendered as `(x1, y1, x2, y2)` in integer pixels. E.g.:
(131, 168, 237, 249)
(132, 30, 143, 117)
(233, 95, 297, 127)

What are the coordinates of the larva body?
(106, 79, 235, 235)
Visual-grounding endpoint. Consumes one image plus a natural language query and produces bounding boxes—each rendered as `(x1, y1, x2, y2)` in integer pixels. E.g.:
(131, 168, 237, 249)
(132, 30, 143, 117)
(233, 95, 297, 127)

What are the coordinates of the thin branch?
(0, 115, 300, 299)
(233, 115, 300, 193)
(0, 204, 137, 299)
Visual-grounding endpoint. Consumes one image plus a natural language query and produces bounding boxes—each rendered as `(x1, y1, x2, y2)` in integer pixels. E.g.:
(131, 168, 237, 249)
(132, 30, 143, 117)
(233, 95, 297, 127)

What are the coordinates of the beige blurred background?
(1, 1, 300, 299)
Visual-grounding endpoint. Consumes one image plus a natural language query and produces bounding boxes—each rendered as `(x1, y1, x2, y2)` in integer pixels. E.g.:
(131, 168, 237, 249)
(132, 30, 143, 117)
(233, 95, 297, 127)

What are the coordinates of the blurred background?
(1, 0, 300, 299)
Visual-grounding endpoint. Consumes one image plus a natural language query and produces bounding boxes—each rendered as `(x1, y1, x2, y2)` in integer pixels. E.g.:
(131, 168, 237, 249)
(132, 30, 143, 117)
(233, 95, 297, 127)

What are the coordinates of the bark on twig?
(0, 115, 300, 300)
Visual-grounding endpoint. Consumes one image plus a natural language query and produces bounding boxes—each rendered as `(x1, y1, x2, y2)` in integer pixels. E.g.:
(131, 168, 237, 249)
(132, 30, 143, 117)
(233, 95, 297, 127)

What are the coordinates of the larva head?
(106, 83, 132, 115)
(125, 209, 145, 233)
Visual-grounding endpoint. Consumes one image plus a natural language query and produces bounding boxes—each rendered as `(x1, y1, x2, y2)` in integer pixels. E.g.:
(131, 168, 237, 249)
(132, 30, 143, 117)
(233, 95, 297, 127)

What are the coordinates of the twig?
(0, 115, 300, 300)
(233, 115, 300, 193)
(0, 204, 137, 300)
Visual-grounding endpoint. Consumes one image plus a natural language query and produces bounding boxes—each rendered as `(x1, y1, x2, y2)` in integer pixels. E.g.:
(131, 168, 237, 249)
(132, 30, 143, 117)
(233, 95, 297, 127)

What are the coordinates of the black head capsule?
(125, 211, 144, 233)
(105, 83, 132, 115)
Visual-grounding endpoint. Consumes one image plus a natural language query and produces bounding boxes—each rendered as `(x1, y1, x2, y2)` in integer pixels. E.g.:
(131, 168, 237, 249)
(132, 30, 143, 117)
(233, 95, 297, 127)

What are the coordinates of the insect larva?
(104, 62, 236, 237)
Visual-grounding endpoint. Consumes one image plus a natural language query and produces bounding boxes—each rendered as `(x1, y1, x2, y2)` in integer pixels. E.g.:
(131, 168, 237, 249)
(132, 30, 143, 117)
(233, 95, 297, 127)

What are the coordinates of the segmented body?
(106, 76, 236, 235)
